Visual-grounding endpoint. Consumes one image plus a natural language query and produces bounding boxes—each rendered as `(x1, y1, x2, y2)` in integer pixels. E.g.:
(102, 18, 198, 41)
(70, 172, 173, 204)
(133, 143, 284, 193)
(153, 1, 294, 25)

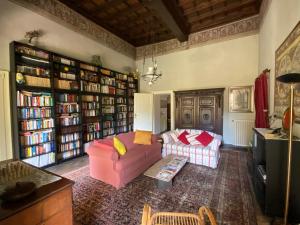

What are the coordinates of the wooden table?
(0, 161, 74, 225)
(144, 154, 188, 189)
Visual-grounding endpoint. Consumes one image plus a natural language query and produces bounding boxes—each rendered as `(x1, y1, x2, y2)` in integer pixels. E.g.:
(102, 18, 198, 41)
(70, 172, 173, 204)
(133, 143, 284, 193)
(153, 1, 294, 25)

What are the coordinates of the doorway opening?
(153, 91, 175, 134)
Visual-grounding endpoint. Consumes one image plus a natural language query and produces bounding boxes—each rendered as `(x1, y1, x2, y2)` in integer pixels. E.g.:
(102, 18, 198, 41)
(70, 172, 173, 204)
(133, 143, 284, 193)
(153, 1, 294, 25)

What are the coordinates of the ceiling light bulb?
(148, 81, 153, 86)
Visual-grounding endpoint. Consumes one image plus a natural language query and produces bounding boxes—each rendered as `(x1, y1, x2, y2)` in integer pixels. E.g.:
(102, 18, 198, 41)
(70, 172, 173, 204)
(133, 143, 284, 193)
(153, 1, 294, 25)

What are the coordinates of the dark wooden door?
(175, 88, 224, 135)
(197, 96, 216, 132)
(177, 96, 196, 128)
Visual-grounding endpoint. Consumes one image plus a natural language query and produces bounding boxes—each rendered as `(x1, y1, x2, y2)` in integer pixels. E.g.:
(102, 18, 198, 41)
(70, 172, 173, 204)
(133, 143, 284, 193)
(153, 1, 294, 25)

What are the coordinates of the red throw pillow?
(196, 131, 214, 147)
(178, 131, 190, 145)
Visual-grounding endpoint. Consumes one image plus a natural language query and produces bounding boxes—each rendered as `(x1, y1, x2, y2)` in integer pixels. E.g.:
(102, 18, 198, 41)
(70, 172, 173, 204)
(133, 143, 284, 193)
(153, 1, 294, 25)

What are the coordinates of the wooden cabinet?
(252, 128, 300, 223)
(175, 88, 224, 135)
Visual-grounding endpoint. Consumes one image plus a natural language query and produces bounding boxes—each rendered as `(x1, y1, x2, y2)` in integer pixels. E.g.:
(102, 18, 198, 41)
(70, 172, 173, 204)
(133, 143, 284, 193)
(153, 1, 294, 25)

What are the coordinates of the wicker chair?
(141, 204, 217, 225)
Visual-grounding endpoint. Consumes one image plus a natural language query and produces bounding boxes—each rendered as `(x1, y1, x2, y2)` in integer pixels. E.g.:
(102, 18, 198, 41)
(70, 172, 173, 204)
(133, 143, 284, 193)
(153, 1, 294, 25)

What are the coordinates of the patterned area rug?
(63, 150, 256, 225)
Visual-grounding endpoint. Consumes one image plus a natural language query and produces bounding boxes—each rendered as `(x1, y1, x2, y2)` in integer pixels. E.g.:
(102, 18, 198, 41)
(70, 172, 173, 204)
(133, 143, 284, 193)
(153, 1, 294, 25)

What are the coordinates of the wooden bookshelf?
(10, 41, 138, 167)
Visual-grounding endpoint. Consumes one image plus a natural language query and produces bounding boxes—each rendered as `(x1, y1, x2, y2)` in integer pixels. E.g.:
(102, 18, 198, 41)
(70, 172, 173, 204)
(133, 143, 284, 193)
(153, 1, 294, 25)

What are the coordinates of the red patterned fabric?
(255, 72, 269, 128)
(196, 131, 214, 147)
(178, 130, 190, 145)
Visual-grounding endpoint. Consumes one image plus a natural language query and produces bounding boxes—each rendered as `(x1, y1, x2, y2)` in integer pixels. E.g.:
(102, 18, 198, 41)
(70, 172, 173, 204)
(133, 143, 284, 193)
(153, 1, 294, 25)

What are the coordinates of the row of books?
(59, 72, 76, 80)
(128, 77, 135, 82)
(58, 149, 80, 160)
(23, 152, 56, 167)
(16, 45, 49, 60)
(20, 129, 53, 146)
(103, 106, 115, 114)
(84, 131, 101, 142)
(56, 103, 80, 114)
(116, 120, 127, 126)
(103, 120, 115, 129)
(128, 106, 134, 112)
(54, 79, 79, 90)
(17, 91, 53, 107)
(82, 109, 100, 117)
(116, 89, 125, 96)
(116, 97, 126, 104)
(58, 132, 80, 144)
(53, 56, 76, 66)
(82, 102, 100, 110)
(84, 122, 101, 132)
(80, 63, 97, 72)
(116, 73, 127, 81)
(116, 82, 126, 89)
(101, 86, 116, 94)
(80, 70, 98, 82)
(116, 105, 127, 112)
(56, 93, 78, 102)
(18, 107, 52, 119)
(102, 97, 114, 105)
(100, 68, 113, 76)
(82, 95, 99, 102)
(23, 75, 51, 88)
(103, 128, 114, 136)
(101, 77, 115, 86)
(58, 140, 81, 152)
(23, 142, 55, 158)
(117, 112, 127, 120)
(20, 118, 54, 131)
(116, 126, 127, 133)
(57, 115, 80, 126)
(128, 89, 136, 97)
(17, 65, 49, 77)
(81, 81, 101, 93)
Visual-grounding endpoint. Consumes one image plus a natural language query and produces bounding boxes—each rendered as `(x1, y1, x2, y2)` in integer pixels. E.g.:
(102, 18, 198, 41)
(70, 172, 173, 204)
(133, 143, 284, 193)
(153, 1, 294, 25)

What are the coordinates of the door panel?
(180, 107, 195, 128)
(134, 93, 153, 131)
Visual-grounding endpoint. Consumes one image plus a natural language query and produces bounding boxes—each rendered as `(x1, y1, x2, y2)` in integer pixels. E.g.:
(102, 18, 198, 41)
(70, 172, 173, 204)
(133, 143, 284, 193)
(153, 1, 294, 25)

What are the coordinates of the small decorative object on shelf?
(91, 55, 102, 66)
(25, 29, 43, 45)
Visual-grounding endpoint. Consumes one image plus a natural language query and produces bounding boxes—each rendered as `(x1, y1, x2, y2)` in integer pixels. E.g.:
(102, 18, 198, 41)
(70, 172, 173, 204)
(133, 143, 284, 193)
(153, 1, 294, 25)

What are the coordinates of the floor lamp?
(276, 73, 300, 225)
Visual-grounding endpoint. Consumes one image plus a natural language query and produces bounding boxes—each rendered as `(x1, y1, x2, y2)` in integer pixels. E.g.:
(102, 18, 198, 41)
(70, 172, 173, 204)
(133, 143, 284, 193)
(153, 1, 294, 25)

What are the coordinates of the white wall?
(0, 0, 135, 160)
(259, 0, 300, 136)
(137, 34, 259, 144)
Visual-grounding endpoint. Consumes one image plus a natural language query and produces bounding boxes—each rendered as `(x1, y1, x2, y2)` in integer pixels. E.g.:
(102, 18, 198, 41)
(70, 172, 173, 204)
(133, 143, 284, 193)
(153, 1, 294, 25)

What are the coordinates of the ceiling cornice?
(136, 15, 260, 60)
(9, 0, 136, 59)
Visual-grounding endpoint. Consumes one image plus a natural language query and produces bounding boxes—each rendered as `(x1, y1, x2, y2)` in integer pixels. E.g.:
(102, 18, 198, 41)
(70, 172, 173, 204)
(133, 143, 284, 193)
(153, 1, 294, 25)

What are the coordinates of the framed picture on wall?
(229, 86, 254, 113)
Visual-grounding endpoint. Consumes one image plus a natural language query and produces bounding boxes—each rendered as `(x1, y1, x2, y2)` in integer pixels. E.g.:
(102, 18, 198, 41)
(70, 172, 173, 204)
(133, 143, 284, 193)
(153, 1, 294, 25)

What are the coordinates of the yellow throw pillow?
(113, 137, 127, 156)
(134, 130, 152, 145)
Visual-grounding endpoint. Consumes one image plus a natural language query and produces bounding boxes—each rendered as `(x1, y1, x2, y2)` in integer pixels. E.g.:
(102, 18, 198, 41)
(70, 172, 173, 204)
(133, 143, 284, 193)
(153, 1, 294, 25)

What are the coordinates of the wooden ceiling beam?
(141, 0, 188, 42)
(190, 9, 257, 32)
(183, 0, 231, 16)
(187, 0, 257, 24)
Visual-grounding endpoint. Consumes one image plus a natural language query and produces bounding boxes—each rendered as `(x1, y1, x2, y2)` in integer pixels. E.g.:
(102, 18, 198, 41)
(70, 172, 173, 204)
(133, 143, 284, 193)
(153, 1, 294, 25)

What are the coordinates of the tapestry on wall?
(275, 21, 300, 122)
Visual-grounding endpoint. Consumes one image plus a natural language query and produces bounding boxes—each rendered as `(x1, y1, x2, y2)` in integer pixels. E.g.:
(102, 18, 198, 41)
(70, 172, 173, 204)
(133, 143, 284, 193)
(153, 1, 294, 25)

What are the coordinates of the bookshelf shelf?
(10, 41, 138, 168)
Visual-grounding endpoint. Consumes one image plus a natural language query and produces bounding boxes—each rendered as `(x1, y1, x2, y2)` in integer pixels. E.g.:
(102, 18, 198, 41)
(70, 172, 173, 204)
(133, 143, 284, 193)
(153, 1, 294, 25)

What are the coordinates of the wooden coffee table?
(144, 154, 188, 189)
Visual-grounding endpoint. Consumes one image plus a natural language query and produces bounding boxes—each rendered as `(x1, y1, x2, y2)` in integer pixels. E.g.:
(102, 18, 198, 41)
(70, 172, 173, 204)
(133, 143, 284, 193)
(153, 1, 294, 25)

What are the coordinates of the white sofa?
(161, 129, 222, 169)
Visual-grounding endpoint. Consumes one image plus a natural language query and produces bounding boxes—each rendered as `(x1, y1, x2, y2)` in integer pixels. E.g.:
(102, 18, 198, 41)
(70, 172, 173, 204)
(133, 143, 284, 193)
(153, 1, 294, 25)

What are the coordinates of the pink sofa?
(86, 132, 162, 189)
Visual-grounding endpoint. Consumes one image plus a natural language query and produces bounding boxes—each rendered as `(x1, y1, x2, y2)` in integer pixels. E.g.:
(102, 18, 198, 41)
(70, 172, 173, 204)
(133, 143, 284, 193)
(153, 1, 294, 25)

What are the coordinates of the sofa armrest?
(86, 142, 119, 161)
(209, 135, 222, 150)
(161, 131, 175, 144)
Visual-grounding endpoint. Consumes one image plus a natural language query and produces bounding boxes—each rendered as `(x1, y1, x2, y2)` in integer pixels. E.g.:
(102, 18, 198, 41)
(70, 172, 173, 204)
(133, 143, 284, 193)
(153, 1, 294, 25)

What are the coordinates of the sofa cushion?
(178, 130, 190, 145)
(196, 131, 214, 147)
(186, 133, 199, 145)
(134, 130, 152, 145)
(113, 137, 127, 155)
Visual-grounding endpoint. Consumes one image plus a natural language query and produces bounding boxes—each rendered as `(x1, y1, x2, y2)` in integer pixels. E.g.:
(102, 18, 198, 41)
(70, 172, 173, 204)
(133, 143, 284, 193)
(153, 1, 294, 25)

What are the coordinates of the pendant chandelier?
(140, 27, 162, 86)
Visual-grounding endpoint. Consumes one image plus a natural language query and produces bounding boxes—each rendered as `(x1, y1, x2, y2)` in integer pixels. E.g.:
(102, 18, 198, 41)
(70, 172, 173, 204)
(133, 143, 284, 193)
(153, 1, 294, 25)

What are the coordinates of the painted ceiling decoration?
(9, 0, 265, 59)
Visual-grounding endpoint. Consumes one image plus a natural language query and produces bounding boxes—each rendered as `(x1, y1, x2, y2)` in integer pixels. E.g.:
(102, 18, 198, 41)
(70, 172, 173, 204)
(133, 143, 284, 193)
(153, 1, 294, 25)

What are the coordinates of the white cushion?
(185, 133, 199, 145)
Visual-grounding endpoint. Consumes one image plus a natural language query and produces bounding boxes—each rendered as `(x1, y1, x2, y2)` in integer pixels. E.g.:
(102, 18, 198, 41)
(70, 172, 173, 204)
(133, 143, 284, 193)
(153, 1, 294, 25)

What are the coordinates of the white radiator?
(233, 120, 254, 146)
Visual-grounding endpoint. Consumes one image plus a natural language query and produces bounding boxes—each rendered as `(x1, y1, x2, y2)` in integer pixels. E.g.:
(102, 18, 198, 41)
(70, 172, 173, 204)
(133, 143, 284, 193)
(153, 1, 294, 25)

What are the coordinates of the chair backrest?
(142, 204, 217, 225)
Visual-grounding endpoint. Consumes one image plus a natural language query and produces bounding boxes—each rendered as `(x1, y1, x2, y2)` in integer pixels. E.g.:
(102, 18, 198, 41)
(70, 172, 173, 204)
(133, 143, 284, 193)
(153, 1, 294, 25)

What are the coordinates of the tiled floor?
(46, 154, 280, 225)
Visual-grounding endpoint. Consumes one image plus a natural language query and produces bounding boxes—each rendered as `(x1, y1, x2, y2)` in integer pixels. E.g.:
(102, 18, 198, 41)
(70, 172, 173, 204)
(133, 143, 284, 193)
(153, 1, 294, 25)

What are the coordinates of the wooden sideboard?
(175, 88, 224, 135)
(0, 166, 74, 225)
(252, 128, 300, 223)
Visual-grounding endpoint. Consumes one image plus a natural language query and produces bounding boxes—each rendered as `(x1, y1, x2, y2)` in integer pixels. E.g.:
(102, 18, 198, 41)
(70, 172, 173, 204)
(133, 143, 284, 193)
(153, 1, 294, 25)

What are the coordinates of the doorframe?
(152, 90, 175, 131)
